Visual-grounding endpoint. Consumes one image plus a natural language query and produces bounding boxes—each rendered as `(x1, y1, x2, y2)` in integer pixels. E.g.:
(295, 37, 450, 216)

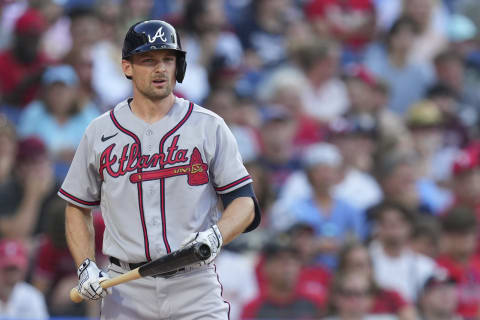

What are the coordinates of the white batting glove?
(181, 225, 223, 264)
(77, 258, 110, 301)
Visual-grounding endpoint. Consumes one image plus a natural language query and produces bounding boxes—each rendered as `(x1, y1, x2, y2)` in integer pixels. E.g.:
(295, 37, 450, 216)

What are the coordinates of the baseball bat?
(70, 243, 211, 303)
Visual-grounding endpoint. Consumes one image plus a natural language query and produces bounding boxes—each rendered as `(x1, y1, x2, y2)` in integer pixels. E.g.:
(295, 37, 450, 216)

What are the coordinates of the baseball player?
(58, 20, 260, 320)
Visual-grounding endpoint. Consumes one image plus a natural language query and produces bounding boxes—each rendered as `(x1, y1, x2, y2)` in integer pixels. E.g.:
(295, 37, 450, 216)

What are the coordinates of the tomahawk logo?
(148, 27, 167, 43)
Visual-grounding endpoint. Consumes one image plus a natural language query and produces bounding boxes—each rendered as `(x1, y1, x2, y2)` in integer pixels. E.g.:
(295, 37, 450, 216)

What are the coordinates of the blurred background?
(1, 0, 480, 319)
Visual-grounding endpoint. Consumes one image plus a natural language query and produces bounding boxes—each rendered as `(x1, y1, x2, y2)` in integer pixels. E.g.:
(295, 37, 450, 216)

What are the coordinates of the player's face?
(123, 50, 177, 101)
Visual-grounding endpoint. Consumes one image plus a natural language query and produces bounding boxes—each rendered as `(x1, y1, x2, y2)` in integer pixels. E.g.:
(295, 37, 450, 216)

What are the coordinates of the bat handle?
(70, 287, 85, 303)
(69, 280, 111, 303)
(70, 268, 141, 303)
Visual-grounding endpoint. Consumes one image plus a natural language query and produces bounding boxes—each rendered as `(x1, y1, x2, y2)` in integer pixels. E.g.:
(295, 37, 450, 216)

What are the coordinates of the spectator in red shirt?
(289, 223, 331, 307)
(0, 8, 50, 116)
(448, 143, 480, 256)
(436, 208, 480, 319)
(337, 242, 417, 320)
(32, 197, 105, 317)
(242, 235, 325, 319)
(305, 0, 376, 64)
(449, 144, 480, 214)
(325, 271, 397, 320)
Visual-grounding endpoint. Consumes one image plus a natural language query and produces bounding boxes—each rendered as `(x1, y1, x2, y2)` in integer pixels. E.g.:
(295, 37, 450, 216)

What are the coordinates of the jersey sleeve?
(211, 119, 252, 194)
(58, 124, 101, 208)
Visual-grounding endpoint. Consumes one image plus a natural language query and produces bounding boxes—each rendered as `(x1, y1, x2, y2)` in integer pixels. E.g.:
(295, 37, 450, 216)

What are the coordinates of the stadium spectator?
(368, 201, 436, 302)
(0, 8, 50, 120)
(271, 143, 366, 269)
(325, 271, 396, 320)
(291, 39, 349, 122)
(433, 49, 480, 127)
(426, 84, 472, 149)
(417, 271, 462, 320)
(257, 104, 300, 194)
(436, 208, 480, 319)
(404, 100, 453, 213)
(0, 134, 55, 240)
(288, 223, 331, 307)
(32, 198, 105, 317)
(63, 7, 101, 65)
(258, 67, 324, 147)
(304, 0, 376, 64)
(241, 236, 325, 319)
(364, 16, 434, 114)
(236, 0, 294, 70)
(328, 115, 382, 211)
(176, 0, 243, 103)
(88, 0, 131, 110)
(337, 242, 417, 320)
(0, 238, 48, 319)
(410, 216, 441, 259)
(17, 64, 99, 171)
(402, 0, 449, 65)
(204, 88, 260, 163)
(374, 150, 439, 214)
(448, 144, 480, 219)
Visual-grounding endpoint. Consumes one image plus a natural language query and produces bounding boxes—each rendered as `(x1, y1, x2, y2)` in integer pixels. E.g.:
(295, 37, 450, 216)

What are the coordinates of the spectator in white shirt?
(0, 238, 48, 319)
(368, 201, 436, 302)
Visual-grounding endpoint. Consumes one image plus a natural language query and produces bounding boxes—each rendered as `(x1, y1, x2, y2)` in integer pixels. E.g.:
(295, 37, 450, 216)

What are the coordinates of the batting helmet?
(122, 20, 187, 83)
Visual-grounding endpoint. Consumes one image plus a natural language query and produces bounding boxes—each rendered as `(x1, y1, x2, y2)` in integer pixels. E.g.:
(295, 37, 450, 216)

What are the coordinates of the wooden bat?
(70, 243, 211, 303)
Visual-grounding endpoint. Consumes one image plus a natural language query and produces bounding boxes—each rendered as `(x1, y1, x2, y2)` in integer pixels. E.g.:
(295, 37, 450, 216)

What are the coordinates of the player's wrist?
(77, 258, 92, 278)
(210, 224, 223, 249)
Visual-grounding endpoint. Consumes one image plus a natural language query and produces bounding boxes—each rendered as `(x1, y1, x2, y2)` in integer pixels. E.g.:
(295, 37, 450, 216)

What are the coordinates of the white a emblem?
(148, 27, 167, 43)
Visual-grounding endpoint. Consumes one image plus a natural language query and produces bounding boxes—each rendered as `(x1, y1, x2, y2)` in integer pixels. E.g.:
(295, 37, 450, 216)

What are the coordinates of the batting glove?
(181, 225, 223, 264)
(77, 258, 110, 301)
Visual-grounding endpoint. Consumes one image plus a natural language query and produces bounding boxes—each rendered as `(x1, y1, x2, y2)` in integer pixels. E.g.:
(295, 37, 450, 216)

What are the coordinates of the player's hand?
(181, 225, 223, 264)
(77, 258, 110, 301)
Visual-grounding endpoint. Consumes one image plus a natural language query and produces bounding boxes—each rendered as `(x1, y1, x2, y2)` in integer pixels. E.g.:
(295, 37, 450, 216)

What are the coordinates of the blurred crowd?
(1, 0, 480, 319)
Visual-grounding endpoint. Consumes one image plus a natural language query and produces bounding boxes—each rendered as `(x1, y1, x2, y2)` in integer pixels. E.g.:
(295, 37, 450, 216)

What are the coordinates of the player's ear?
(122, 59, 133, 78)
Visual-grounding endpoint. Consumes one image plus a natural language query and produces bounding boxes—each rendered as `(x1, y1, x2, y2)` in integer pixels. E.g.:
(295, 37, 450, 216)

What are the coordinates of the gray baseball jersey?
(58, 96, 252, 263)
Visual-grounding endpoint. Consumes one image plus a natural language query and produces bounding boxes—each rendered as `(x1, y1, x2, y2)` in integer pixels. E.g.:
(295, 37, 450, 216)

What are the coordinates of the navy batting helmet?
(122, 20, 187, 83)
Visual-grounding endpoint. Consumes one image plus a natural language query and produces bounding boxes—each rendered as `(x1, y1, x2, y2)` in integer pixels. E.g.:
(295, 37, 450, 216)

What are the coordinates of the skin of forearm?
(216, 197, 254, 245)
(65, 203, 96, 268)
(0, 191, 44, 237)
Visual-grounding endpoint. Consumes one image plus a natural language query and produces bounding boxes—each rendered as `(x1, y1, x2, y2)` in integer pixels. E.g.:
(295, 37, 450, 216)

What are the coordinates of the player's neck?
(130, 93, 175, 124)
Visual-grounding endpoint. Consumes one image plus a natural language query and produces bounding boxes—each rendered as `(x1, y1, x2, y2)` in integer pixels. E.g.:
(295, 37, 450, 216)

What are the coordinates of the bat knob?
(70, 288, 84, 303)
(198, 243, 211, 260)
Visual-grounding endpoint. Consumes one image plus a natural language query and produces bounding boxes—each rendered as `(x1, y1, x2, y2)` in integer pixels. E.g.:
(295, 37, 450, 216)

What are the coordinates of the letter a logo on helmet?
(122, 20, 187, 83)
(148, 27, 167, 43)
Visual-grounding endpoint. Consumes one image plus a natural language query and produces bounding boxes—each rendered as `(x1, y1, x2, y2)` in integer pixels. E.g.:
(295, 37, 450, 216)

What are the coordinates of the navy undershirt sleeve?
(219, 183, 261, 232)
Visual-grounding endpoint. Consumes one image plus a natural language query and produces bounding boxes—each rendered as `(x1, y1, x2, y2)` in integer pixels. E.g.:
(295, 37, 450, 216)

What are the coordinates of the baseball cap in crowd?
(328, 115, 378, 139)
(343, 64, 377, 88)
(302, 143, 342, 169)
(16, 136, 48, 163)
(422, 269, 456, 293)
(260, 105, 292, 125)
(406, 100, 443, 128)
(451, 144, 480, 176)
(14, 9, 47, 35)
(42, 65, 79, 87)
(0, 239, 28, 270)
(262, 234, 297, 260)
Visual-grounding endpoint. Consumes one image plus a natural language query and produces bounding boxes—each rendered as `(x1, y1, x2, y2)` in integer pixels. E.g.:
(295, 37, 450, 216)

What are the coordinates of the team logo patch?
(99, 135, 209, 186)
(130, 148, 208, 186)
(147, 27, 167, 43)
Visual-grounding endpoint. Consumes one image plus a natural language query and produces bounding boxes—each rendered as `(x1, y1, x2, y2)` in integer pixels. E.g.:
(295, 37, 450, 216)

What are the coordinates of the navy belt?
(109, 256, 184, 277)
